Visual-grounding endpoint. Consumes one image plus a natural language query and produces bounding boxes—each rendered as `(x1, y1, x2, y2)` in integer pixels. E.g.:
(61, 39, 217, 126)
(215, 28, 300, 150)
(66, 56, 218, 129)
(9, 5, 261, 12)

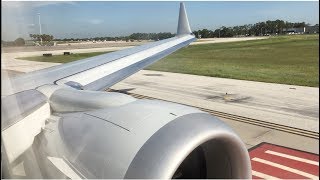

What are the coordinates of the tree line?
(2, 19, 317, 47)
(46, 20, 315, 41)
(1, 38, 26, 46)
(2, 32, 175, 46)
(193, 20, 310, 38)
(54, 32, 175, 42)
(2, 34, 55, 47)
(29, 34, 54, 42)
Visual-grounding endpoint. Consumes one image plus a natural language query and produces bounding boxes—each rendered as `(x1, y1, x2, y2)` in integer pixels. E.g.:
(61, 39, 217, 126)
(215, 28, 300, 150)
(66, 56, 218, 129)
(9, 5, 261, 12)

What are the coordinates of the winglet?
(177, 2, 192, 35)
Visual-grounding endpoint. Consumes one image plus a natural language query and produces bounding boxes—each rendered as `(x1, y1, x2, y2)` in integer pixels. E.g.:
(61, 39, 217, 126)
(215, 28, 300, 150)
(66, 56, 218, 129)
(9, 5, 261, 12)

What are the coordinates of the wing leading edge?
(2, 2, 195, 96)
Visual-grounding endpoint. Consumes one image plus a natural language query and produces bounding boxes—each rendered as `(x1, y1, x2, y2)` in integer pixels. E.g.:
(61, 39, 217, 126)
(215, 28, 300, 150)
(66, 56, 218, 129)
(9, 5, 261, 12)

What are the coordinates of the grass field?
(147, 34, 319, 87)
(18, 35, 319, 87)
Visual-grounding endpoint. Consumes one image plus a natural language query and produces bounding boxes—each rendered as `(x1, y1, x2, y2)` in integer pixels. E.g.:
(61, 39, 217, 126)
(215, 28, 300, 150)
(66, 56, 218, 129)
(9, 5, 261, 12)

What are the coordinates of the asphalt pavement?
(2, 38, 318, 154)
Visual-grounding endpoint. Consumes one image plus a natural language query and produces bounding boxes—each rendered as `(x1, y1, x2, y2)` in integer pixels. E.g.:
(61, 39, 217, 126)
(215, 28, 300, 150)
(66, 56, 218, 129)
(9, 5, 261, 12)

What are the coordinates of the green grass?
(17, 51, 111, 63)
(147, 34, 319, 87)
(18, 34, 319, 87)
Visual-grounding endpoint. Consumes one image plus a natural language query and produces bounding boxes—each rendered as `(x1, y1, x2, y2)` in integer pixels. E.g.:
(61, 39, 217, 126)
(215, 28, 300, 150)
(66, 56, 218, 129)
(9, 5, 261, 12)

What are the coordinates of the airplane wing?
(1, 3, 251, 179)
(2, 3, 195, 96)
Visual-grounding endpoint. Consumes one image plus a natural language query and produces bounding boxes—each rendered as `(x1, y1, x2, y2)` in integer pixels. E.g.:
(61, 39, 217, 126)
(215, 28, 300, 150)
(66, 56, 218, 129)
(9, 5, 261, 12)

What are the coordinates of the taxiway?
(2, 37, 318, 154)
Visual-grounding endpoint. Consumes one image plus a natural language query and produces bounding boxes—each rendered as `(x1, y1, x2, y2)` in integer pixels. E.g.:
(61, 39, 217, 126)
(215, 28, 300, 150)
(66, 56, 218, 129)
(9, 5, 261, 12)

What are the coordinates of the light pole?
(37, 13, 42, 45)
(218, 29, 220, 38)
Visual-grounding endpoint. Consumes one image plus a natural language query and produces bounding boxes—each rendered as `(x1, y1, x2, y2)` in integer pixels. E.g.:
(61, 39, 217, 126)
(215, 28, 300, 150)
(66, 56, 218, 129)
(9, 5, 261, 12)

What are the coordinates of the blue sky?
(2, 1, 319, 41)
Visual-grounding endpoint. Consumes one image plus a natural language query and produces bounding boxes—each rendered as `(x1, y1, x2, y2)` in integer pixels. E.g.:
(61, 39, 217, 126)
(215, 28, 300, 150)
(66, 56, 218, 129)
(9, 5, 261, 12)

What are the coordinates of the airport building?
(282, 24, 319, 34)
(305, 24, 319, 34)
(282, 27, 306, 34)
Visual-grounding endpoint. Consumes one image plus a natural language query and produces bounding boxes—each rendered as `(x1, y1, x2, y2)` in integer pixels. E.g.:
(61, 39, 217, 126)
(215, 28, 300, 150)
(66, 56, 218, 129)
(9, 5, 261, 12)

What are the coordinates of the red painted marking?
(250, 144, 318, 176)
(249, 142, 319, 179)
(258, 143, 319, 162)
(251, 160, 309, 179)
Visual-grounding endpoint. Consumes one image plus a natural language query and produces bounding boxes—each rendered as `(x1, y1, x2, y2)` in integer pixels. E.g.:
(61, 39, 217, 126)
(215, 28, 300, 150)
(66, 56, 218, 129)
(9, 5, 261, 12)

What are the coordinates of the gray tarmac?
(111, 70, 319, 133)
(111, 70, 319, 154)
(2, 37, 318, 154)
(2, 41, 146, 53)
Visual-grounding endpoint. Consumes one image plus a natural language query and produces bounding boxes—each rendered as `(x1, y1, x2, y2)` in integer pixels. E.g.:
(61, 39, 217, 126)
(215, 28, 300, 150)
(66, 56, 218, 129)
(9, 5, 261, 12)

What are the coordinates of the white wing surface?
(2, 3, 195, 96)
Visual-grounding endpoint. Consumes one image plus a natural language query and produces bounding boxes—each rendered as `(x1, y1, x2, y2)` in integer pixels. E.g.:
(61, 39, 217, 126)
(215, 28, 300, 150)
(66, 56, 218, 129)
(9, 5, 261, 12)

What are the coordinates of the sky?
(2, 1, 319, 41)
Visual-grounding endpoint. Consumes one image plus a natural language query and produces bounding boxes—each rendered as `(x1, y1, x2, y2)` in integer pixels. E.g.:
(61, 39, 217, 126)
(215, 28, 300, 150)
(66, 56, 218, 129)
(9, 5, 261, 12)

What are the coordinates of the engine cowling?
(2, 86, 251, 179)
(124, 112, 252, 179)
(44, 88, 252, 179)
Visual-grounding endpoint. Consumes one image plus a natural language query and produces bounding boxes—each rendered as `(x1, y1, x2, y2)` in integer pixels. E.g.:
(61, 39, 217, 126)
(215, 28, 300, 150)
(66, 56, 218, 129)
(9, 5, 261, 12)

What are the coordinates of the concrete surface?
(111, 70, 319, 133)
(222, 117, 318, 154)
(1, 47, 132, 73)
(2, 36, 268, 53)
(2, 41, 145, 53)
(191, 37, 269, 45)
(2, 69, 318, 154)
(1, 36, 318, 154)
(2, 58, 61, 73)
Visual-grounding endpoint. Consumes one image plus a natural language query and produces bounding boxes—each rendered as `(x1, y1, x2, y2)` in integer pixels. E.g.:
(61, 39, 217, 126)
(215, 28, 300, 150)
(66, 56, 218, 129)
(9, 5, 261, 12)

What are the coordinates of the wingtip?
(177, 2, 192, 35)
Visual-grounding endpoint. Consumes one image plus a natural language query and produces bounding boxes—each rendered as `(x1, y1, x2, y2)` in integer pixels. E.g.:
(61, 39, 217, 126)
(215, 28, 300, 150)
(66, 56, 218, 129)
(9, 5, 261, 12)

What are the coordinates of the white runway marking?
(265, 150, 319, 166)
(252, 170, 281, 180)
(252, 157, 319, 180)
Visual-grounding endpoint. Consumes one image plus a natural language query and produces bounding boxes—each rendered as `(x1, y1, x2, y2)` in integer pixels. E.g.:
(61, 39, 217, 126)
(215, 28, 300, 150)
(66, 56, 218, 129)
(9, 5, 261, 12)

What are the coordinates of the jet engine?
(2, 86, 251, 179)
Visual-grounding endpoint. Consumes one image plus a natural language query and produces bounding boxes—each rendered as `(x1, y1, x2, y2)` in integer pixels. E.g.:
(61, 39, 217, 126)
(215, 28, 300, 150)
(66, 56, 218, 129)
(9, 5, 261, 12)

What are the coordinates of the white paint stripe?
(58, 35, 194, 86)
(252, 170, 281, 180)
(252, 157, 319, 180)
(266, 150, 319, 166)
(47, 157, 82, 179)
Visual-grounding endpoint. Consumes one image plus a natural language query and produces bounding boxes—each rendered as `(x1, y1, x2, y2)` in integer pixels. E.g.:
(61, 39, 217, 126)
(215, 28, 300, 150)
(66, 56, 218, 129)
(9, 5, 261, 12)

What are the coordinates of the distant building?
(305, 24, 319, 34)
(282, 27, 305, 34)
(282, 25, 319, 34)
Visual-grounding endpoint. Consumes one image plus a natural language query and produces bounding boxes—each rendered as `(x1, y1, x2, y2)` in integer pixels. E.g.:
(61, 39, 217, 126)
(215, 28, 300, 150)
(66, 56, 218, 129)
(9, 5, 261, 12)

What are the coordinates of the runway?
(108, 69, 318, 154)
(108, 89, 318, 139)
(111, 70, 318, 133)
(1, 37, 318, 154)
(191, 37, 268, 45)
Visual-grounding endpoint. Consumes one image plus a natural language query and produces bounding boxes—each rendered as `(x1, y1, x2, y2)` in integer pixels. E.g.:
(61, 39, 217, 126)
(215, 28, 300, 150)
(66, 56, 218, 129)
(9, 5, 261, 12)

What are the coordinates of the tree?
(274, 19, 285, 34)
(198, 29, 213, 38)
(29, 34, 54, 42)
(293, 22, 306, 28)
(41, 34, 54, 42)
(233, 26, 241, 36)
(14, 38, 25, 46)
(192, 30, 200, 38)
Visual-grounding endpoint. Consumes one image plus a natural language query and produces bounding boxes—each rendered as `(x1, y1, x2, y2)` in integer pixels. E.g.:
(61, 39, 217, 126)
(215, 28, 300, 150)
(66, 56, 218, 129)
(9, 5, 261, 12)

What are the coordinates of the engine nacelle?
(2, 86, 251, 179)
(47, 89, 252, 179)
(124, 112, 252, 179)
